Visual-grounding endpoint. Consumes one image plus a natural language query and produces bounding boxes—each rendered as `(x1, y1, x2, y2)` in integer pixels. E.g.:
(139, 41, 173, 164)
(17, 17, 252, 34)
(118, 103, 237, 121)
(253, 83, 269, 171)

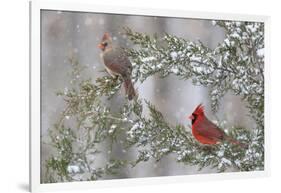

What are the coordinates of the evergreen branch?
(44, 20, 265, 182)
(124, 22, 264, 114)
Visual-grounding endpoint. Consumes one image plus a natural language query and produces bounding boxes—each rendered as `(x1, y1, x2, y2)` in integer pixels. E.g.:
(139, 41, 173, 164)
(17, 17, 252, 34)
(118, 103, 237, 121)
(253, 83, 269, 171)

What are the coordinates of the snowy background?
(41, 10, 253, 180)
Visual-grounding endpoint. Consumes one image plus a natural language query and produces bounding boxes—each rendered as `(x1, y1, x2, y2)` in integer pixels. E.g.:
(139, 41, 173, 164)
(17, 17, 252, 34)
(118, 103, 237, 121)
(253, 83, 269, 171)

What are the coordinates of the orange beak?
(98, 43, 104, 49)
(188, 114, 194, 120)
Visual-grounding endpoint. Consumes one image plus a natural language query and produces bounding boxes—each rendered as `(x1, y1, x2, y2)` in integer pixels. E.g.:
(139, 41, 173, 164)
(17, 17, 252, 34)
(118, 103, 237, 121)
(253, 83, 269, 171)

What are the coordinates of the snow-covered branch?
(44, 21, 265, 182)
(124, 22, 264, 115)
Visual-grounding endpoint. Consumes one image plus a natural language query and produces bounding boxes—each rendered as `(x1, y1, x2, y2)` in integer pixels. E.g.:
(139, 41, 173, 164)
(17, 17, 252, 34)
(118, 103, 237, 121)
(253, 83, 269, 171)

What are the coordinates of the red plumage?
(188, 104, 246, 148)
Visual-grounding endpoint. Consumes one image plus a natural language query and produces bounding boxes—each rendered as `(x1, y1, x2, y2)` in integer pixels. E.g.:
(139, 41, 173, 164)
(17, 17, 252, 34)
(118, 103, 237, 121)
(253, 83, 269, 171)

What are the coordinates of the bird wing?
(103, 48, 132, 78)
(195, 117, 225, 140)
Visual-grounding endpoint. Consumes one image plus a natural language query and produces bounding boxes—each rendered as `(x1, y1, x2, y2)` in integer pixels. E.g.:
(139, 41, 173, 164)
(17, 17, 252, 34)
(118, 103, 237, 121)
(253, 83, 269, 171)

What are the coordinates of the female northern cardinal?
(188, 104, 246, 148)
(98, 32, 136, 100)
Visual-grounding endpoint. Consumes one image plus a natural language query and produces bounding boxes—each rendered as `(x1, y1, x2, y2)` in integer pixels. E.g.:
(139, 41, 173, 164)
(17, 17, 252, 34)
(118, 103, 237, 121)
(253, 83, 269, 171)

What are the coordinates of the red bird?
(188, 104, 246, 148)
(98, 32, 136, 100)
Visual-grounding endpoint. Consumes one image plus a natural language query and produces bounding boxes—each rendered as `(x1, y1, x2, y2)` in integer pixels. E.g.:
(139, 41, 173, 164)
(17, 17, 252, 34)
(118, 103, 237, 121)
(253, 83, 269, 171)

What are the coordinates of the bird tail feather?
(224, 136, 248, 149)
(124, 79, 136, 100)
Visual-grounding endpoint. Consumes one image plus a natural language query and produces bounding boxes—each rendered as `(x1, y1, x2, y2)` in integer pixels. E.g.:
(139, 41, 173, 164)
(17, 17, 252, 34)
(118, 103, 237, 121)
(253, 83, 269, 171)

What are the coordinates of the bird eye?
(102, 42, 108, 47)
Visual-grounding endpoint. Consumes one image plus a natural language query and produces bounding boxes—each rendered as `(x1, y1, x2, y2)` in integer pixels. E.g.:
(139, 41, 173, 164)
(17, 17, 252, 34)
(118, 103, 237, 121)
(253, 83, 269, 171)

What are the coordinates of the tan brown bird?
(98, 32, 136, 100)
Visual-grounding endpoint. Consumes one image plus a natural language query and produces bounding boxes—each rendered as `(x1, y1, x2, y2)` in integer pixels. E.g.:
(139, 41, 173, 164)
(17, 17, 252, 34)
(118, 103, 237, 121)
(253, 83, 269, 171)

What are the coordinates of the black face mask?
(192, 113, 197, 125)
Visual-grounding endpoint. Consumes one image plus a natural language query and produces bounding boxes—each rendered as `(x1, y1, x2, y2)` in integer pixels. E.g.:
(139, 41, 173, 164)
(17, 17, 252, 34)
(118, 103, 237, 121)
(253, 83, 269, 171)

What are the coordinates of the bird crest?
(193, 103, 205, 115)
(102, 32, 111, 41)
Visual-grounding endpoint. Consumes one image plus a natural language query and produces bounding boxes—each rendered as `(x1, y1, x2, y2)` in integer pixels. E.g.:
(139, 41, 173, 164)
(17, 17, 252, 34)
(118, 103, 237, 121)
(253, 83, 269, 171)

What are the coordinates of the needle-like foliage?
(43, 20, 265, 183)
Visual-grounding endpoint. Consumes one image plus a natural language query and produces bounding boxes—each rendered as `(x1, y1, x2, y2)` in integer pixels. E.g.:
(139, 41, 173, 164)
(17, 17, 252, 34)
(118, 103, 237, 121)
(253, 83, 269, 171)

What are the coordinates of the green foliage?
(43, 21, 265, 183)
(124, 22, 264, 114)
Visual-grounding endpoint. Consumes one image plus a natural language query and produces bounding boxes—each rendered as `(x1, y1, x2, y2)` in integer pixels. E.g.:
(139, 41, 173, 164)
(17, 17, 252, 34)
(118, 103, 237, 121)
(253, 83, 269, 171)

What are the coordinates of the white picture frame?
(30, 0, 270, 192)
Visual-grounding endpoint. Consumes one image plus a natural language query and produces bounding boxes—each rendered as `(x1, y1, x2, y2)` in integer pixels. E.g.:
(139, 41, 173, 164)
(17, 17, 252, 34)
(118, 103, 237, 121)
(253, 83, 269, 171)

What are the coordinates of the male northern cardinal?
(188, 104, 246, 148)
(98, 32, 136, 100)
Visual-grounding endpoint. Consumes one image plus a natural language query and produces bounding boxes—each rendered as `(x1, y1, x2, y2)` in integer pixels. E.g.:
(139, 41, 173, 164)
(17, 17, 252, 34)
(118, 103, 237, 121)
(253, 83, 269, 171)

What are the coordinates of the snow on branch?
(44, 21, 265, 182)
(124, 22, 264, 115)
